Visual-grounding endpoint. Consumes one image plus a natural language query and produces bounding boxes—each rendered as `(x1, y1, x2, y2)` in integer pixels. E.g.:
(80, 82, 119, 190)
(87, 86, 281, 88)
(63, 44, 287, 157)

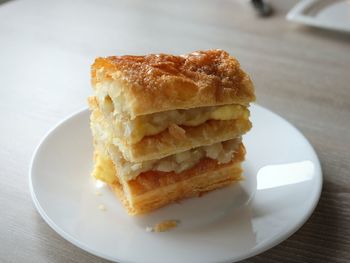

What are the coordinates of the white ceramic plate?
(287, 0, 350, 33)
(29, 104, 322, 263)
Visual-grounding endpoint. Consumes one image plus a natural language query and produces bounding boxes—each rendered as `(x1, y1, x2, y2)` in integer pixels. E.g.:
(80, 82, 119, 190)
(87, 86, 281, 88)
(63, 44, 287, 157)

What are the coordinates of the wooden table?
(1, 0, 349, 262)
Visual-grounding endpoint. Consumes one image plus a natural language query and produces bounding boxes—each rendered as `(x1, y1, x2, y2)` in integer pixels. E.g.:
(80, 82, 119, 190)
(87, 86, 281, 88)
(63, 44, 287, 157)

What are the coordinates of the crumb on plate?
(98, 204, 106, 211)
(145, 226, 154, 232)
(153, 220, 179, 232)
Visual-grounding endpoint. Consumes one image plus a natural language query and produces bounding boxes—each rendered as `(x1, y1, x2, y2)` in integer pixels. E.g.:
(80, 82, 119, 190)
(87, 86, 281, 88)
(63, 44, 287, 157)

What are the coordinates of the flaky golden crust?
(94, 144, 245, 215)
(92, 49, 255, 118)
(113, 165, 243, 215)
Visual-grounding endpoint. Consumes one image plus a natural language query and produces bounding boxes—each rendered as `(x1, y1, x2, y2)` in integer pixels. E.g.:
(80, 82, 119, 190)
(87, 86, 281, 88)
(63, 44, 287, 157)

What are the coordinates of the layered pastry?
(88, 49, 255, 215)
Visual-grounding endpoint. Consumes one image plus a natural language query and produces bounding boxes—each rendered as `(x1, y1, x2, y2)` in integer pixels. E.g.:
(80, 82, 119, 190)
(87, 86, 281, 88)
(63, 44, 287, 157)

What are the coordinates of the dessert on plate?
(88, 49, 255, 215)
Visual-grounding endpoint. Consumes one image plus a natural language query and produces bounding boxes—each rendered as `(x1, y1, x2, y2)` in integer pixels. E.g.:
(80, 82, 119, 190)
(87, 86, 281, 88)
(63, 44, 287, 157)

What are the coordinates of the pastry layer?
(96, 135, 242, 181)
(91, 49, 255, 119)
(90, 99, 251, 162)
(97, 95, 249, 144)
(92, 143, 245, 215)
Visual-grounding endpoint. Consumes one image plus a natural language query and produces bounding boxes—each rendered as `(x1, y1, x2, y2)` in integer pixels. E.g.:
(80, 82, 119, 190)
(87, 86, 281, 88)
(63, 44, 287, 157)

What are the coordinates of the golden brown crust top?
(91, 49, 255, 118)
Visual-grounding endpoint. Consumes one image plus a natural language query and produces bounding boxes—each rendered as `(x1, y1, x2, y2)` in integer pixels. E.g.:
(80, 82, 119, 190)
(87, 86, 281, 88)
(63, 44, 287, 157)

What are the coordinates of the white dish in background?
(287, 0, 350, 33)
(29, 104, 322, 263)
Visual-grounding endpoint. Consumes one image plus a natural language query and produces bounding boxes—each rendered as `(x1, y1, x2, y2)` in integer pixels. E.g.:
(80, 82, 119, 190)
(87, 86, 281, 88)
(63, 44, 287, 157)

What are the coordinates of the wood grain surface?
(0, 0, 349, 262)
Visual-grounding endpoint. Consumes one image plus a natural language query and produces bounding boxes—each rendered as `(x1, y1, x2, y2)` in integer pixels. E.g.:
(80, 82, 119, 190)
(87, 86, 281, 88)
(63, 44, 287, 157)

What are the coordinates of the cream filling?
(96, 91, 249, 144)
(123, 104, 248, 144)
(91, 104, 243, 181)
(108, 138, 241, 181)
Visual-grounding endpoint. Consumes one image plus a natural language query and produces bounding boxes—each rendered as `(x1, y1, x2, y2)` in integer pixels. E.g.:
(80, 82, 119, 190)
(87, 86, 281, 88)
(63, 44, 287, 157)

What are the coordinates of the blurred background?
(0, 0, 349, 262)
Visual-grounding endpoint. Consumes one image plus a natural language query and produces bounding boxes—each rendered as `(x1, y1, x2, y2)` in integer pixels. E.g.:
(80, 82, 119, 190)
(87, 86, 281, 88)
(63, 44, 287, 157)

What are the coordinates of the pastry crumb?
(98, 204, 106, 211)
(145, 226, 154, 232)
(153, 220, 179, 232)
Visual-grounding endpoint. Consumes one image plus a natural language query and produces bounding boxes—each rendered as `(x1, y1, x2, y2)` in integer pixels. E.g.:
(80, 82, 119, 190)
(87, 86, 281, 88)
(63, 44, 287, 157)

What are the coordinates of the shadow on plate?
(132, 181, 254, 231)
(290, 23, 350, 42)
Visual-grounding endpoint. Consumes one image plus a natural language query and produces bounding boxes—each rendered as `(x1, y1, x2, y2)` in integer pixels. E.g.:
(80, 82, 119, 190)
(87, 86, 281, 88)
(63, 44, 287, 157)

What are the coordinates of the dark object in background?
(251, 0, 273, 17)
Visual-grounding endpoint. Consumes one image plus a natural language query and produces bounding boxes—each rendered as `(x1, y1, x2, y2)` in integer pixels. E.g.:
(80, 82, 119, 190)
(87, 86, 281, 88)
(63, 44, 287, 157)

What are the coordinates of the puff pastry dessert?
(89, 49, 255, 215)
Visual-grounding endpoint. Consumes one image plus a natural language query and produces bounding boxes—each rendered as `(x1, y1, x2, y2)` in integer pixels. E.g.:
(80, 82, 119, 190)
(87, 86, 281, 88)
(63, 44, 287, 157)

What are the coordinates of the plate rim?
(286, 0, 350, 33)
(29, 104, 323, 263)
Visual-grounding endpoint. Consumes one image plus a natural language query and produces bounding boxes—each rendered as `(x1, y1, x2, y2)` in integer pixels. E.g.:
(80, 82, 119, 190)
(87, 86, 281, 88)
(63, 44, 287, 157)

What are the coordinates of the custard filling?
(99, 95, 249, 144)
(93, 137, 241, 182)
